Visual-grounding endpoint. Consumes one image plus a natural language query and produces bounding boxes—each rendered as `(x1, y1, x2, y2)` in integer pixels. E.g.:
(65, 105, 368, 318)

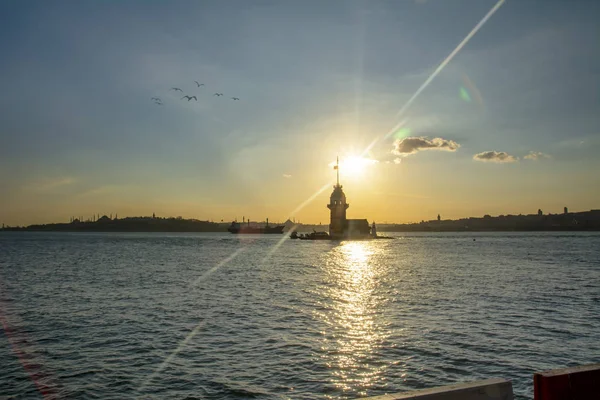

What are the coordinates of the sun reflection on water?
(317, 241, 390, 397)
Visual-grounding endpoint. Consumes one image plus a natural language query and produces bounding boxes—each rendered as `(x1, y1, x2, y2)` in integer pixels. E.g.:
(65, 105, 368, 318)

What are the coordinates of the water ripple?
(1, 232, 599, 399)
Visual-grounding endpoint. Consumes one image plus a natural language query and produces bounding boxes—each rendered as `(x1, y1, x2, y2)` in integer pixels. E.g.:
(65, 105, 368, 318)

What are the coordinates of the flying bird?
(231, 97, 240, 100)
(194, 81, 204, 87)
(213, 93, 223, 96)
(151, 97, 161, 101)
(181, 95, 197, 101)
(170, 87, 183, 92)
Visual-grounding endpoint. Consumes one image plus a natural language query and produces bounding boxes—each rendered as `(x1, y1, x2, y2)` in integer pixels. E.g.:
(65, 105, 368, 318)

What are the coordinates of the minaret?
(327, 156, 349, 239)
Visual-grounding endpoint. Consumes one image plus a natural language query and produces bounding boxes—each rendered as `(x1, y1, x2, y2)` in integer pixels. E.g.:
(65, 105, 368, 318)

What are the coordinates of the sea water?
(1, 232, 599, 399)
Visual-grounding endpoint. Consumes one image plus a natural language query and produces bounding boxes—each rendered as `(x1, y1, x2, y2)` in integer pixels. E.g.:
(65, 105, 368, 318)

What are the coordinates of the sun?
(330, 156, 378, 179)
(343, 156, 370, 177)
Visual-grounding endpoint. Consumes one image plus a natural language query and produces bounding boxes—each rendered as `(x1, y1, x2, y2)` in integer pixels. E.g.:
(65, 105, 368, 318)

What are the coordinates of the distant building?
(283, 219, 295, 231)
(346, 219, 370, 236)
(564, 207, 568, 214)
(327, 157, 372, 239)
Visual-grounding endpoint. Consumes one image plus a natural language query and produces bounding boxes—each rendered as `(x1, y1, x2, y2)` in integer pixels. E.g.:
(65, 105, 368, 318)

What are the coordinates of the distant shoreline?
(2, 210, 599, 233)
(2, 228, 599, 233)
(0, 216, 229, 233)
(377, 209, 600, 232)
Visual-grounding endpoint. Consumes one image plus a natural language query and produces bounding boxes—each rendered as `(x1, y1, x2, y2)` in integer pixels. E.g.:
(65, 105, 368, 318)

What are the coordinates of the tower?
(327, 157, 349, 239)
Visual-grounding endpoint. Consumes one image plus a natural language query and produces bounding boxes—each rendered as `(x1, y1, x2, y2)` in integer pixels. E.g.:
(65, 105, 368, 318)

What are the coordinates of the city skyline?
(1, 0, 599, 226)
(4, 206, 599, 231)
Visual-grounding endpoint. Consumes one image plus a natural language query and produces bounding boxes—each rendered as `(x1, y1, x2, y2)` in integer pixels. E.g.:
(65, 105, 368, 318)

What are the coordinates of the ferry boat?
(293, 231, 331, 240)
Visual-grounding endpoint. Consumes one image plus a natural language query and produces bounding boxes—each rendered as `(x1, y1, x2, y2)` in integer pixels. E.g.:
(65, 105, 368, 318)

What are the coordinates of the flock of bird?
(151, 80, 240, 106)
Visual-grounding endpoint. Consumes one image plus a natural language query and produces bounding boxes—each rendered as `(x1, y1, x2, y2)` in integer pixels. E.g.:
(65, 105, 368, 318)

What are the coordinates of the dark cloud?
(473, 151, 518, 163)
(392, 137, 460, 155)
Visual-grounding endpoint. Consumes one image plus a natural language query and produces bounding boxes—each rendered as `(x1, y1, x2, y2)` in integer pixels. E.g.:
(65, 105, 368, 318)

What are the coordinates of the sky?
(1, 0, 599, 226)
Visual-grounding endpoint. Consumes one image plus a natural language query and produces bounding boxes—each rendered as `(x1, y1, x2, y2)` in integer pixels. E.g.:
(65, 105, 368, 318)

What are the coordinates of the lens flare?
(460, 74, 484, 107)
(190, 247, 245, 287)
(376, 0, 504, 146)
(393, 127, 412, 140)
(136, 322, 207, 396)
(459, 87, 472, 102)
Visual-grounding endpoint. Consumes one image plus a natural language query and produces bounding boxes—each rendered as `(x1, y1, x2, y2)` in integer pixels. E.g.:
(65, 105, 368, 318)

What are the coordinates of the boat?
(298, 231, 331, 240)
(227, 219, 284, 234)
(292, 228, 393, 241)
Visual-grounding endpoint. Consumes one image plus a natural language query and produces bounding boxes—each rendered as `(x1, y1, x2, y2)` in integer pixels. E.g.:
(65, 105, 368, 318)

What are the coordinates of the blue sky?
(1, 0, 599, 225)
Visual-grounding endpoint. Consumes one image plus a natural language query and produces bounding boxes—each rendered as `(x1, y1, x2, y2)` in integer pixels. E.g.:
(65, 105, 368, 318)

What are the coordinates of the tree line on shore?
(377, 210, 600, 232)
(1, 215, 229, 232)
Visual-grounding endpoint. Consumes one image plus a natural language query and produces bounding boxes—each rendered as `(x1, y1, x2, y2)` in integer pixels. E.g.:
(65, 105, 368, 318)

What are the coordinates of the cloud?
(473, 151, 518, 163)
(384, 158, 402, 165)
(392, 137, 460, 156)
(77, 185, 117, 197)
(524, 151, 551, 161)
(282, 174, 292, 178)
(22, 177, 75, 192)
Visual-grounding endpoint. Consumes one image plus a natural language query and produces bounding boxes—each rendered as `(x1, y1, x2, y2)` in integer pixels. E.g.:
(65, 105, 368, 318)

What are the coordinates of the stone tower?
(327, 157, 349, 239)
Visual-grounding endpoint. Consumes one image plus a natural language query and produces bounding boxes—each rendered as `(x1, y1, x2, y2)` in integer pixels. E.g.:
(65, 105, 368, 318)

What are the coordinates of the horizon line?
(2, 208, 599, 229)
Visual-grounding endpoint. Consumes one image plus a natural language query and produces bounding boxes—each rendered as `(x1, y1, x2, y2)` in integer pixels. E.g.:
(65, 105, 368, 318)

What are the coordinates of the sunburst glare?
(329, 156, 378, 180)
